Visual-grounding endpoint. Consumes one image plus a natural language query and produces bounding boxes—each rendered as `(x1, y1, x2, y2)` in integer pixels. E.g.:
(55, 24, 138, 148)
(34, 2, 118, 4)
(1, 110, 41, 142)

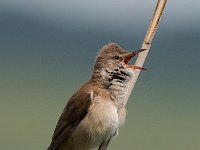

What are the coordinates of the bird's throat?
(107, 68, 134, 108)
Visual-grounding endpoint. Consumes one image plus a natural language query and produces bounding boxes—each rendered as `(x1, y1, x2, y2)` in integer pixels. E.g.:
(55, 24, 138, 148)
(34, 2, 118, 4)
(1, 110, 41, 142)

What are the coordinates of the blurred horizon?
(0, 0, 200, 150)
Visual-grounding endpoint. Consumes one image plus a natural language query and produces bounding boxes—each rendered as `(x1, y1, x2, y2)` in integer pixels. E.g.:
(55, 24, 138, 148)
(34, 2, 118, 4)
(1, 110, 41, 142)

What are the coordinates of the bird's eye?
(114, 55, 120, 60)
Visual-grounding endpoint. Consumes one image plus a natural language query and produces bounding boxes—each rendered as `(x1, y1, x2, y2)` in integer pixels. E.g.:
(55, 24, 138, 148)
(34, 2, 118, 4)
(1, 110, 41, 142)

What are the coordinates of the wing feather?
(48, 91, 92, 150)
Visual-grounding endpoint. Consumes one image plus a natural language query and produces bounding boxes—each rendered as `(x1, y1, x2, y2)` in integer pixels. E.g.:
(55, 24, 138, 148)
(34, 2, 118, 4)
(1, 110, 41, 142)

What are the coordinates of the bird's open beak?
(123, 49, 147, 70)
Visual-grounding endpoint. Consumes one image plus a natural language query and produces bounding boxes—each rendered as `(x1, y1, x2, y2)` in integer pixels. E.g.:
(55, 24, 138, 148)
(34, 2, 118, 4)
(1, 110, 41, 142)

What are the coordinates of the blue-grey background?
(0, 0, 199, 149)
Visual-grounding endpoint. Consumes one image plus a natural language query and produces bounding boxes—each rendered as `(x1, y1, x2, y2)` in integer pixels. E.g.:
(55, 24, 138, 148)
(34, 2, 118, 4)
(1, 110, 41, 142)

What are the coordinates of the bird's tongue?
(122, 62, 146, 70)
(123, 53, 146, 70)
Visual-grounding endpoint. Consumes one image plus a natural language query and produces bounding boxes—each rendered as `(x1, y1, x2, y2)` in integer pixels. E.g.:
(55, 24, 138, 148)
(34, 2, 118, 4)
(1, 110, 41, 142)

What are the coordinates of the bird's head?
(91, 43, 146, 83)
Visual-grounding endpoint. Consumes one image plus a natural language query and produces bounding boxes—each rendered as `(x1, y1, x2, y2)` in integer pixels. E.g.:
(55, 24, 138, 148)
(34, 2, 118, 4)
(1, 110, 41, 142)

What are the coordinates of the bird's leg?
(98, 137, 112, 150)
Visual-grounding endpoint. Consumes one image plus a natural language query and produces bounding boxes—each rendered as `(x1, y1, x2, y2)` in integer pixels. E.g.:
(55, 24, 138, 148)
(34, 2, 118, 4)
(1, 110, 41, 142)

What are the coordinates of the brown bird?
(48, 43, 146, 150)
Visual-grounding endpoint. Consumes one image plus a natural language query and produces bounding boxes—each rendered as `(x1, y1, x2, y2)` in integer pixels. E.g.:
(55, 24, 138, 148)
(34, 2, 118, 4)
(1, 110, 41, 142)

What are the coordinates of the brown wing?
(47, 90, 92, 150)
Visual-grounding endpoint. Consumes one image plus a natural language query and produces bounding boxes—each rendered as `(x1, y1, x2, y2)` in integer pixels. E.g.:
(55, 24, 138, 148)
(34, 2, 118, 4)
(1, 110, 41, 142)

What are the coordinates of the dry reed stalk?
(124, 0, 167, 106)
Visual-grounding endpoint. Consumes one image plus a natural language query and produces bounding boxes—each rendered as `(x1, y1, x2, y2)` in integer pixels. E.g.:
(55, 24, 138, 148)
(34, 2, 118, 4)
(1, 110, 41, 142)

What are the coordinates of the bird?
(47, 43, 146, 150)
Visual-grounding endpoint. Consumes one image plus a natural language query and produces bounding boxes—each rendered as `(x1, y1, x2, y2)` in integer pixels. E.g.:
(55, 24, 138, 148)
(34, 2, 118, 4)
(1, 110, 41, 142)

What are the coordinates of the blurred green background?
(0, 0, 200, 149)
